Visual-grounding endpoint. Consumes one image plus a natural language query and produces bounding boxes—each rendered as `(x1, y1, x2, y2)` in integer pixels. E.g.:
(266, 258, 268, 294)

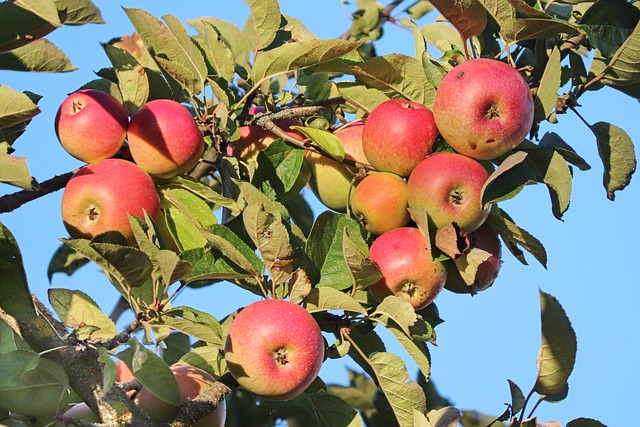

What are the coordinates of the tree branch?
(0, 171, 74, 213)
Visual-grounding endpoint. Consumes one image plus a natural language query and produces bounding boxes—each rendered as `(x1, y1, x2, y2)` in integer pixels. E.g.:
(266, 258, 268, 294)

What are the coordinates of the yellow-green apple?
(227, 106, 305, 162)
(406, 152, 490, 233)
(307, 121, 367, 212)
(362, 99, 439, 177)
(61, 158, 161, 243)
(55, 89, 128, 163)
(433, 58, 534, 160)
(61, 403, 101, 424)
(135, 364, 226, 427)
(224, 299, 324, 401)
(445, 223, 502, 294)
(368, 227, 447, 310)
(127, 99, 205, 180)
(350, 171, 410, 235)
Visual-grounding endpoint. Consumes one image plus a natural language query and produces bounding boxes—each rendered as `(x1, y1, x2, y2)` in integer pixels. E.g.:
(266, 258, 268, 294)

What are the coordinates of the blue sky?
(1, 1, 639, 425)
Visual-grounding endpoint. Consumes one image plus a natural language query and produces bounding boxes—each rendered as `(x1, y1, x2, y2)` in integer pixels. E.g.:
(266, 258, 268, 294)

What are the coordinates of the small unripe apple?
(307, 121, 367, 212)
(61, 158, 161, 243)
(350, 171, 410, 235)
(406, 152, 490, 233)
(225, 299, 325, 401)
(362, 99, 439, 177)
(445, 223, 503, 294)
(433, 58, 534, 160)
(127, 99, 205, 179)
(135, 364, 226, 427)
(55, 89, 128, 163)
(368, 227, 447, 310)
(227, 106, 305, 162)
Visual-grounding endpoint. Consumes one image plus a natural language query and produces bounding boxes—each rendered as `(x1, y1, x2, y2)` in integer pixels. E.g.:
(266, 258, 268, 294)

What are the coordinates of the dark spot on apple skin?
(457, 71, 465, 78)
(486, 139, 495, 144)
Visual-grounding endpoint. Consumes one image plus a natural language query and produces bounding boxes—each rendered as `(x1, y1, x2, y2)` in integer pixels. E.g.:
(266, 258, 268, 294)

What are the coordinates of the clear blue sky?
(1, 1, 638, 426)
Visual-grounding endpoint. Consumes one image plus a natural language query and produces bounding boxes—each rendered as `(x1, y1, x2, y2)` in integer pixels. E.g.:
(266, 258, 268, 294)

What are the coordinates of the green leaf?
(538, 132, 591, 171)
(427, 406, 463, 427)
(244, 0, 282, 51)
(154, 316, 222, 346)
(534, 290, 577, 396)
(161, 188, 218, 229)
(178, 345, 227, 379)
(481, 151, 538, 208)
(528, 147, 573, 220)
(308, 393, 365, 427)
(566, 418, 607, 427)
(336, 81, 390, 116)
(534, 47, 561, 123)
(103, 44, 149, 115)
(386, 322, 431, 380)
(160, 175, 241, 217)
(429, 0, 487, 38)
(0, 221, 36, 320)
(0, 3, 57, 52)
(0, 85, 41, 128)
(14, 0, 61, 27)
(200, 22, 236, 81)
(579, 0, 640, 59)
(253, 139, 311, 200)
(243, 203, 295, 287)
(0, 38, 75, 72)
(507, 379, 525, 416)
(187, 16, 251, 69)
(486, 208, 547, 268)
(47, 243, 89, 281)
(180, 247, 254, 284)
(344, 324, 387, 381)
(48, 288, 117, 340)
(371, 296, 417, 337)
(161, 207, 207, 251)
(0, 350, 39, 387)
(305, 287, 367, 314)
(116, 337, 180, 406)
(0, 153, 34, 189)
(250, 39, 363, 83)
(55, 0, 105, 25)
(203, 224, 265, 279)
(342, 229, 381, 291)
(591, 121, 636, 200)
(596, 21, 640, 87)
(292, 125, 344, 162)
(501, 18, 579, 43)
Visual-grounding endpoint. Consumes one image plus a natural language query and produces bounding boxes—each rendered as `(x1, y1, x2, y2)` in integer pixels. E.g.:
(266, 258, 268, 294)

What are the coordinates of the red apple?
(350, 171, 410, 235)
(406, 152, 490, 233)
(61, 158, 161, 243)
(368, 227, 447, 310)
(227, 106, 305, 162)
(135, 364, 226, 427)
(224, 299, 324, 401)
(127, 99, 205, 179)
(362, 99, 439, 177)
(445, 223, 503, 295)
(115, 360, 137, 398)
(55, 89, 128, 163)
(433, 58, 534, 160)
(307, 121, 367, 212)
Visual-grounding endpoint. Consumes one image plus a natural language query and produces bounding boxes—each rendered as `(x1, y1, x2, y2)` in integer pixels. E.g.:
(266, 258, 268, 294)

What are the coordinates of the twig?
(0, 171, 74, 213)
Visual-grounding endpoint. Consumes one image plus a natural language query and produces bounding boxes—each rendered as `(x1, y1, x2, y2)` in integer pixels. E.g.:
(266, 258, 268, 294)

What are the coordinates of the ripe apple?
(433, 58, 534, 160)
(307, 121, 367, 212)
(55, 89, 128, 163)
(62, 403, 101, 423)
(135, 364, 226, 427)
(227, 106, 305, 162)
(115, 360, 137, 398)
(61, 158, 161, 243)
(406, 152, 490, 233)
(350, 171, 410, 235)
(445, 223, 503, 295)
(127, 99, 205, 180)
(362, 99, 439, 177)
(224, 299, 325, 401)
(368, 227, 447, 310)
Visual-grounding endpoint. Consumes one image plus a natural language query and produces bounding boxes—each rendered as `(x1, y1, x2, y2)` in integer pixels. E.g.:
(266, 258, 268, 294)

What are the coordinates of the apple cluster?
(55, 90, 205, 243)
(309, 58, 534, 305)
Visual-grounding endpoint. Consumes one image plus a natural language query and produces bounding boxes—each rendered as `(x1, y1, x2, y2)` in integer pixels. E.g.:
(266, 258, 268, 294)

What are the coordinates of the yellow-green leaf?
(48, 288, 117, 341)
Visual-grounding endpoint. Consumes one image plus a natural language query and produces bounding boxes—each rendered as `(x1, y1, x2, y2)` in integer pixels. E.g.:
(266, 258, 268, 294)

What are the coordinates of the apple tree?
(0, 0, 636, 426)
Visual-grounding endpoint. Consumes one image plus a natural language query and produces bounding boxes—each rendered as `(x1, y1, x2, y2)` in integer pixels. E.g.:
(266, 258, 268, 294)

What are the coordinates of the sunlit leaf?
(336, 81, 390, 116)
(244, 0, 282, 51)
(178, 345, 227, 379)
(579, 0, 640, 59)
(48, 288, 117, 340)
(429, 0, 487, 38)
(103, 44, 149, 115)
(0, 85, 41, 128)
(591, 121, 636, 200)
(305, 287, 367, 314)
(56, 0, 105, 25)
(0, 153, 34, 189)
(200, 22, 236, 81)
(14, 0, 61, 27)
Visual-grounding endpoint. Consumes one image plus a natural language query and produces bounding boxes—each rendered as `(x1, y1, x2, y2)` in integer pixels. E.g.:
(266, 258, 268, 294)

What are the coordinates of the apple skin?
(406, 152, 490, 233)
(127, 99, 205, 179)
(350, 171, 410, 235)
(362, 99, 439, 177)
(61, 158, 161, 243)
(433, 58, 534, 160)
(227, 106, 305, 162)
(368, 227, 447, 310)
(224, 299, 325, 401)
(115, 360, 137, 398)
(445, 223, 503, 295)
(307, 121, 367, 212)
(55, 89, 128, 163)
(61, 403, 101, 424)
(135, 364, 226, 427)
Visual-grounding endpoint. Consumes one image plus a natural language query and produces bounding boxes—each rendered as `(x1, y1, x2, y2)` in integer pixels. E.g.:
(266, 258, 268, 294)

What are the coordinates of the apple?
(55, 89, 128, 163)
(115, 360, 137, 398)
(127, 99, 205, 180)
(224, 299, 324, 401)
(135, 364, 226, 427)
(368, 227, 447, 310)
(61, 158, 161, 243)
(307, 121, 367, 212)
(433, 58, 534, 160)
(406, 152, 490, 233)
(350, 171, 410, 235)
(61, 403, 101, 423)
(362, 99, 439, 177)
(227, 106, 305, 162)
(445, 223, 503, 295)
